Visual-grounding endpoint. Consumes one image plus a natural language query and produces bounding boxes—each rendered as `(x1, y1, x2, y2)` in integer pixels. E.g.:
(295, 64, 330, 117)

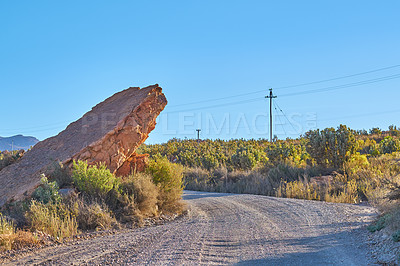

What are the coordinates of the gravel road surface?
(3, 191, 377, 265)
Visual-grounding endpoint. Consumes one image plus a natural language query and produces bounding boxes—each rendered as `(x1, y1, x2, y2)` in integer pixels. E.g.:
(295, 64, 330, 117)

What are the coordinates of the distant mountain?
(0, 135, 39, 151)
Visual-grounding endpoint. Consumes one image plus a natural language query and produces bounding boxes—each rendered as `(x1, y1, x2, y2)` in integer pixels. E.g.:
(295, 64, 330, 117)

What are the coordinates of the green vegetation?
(72, 161, 116, 199)
(0, 158, 184, 251)
(0, 150, 24, 171)
(146, 156, 184, 212)
(32, 175, 61, 205)
(305, 124, 357, 168)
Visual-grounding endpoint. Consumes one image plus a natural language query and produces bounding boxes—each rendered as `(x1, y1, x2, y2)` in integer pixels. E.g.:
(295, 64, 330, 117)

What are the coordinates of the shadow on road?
(182, 190, 233, 200)
(234, 228, 372, 266)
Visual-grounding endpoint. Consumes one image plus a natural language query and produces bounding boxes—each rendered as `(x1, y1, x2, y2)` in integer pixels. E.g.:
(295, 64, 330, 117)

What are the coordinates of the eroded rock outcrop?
(0, 85, 167, 206)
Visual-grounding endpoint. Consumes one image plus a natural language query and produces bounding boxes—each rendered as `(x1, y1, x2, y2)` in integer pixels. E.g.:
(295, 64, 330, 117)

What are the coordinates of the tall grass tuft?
(26, 200, 77, 241)
(0, 214, 15, 251)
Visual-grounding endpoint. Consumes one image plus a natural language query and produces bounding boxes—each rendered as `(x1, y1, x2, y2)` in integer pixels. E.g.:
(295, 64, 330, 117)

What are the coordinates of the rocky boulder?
(0, 84, 167, 206)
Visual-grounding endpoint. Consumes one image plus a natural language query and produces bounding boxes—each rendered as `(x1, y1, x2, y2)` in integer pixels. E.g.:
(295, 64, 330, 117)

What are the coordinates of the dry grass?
(276, 180, 321, 201)
(120, 173, 159, 216)
(67, 195, 118, 231)
(10, 230, 42, 250)
(0, 214, 40, 251)
(26, 200, 78, 241)
(0, 214, 15, 251)
(183, 153, 400, 204)
(184, 164, 324, 198)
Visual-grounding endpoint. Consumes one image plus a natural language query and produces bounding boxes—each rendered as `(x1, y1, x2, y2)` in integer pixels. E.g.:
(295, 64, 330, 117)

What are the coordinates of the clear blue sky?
(1, 0, 399, 143)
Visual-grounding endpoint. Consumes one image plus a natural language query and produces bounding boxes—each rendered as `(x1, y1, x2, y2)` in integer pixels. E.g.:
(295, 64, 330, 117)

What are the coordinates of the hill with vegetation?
(0, 135, 39, 151)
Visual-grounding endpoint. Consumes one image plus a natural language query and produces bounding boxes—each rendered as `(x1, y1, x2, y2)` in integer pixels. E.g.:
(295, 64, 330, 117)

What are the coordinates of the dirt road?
(3, 191, 377, 265)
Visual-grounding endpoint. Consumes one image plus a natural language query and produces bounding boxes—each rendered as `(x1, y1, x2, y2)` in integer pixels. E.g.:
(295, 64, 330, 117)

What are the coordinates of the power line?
(167, 90, 266, 109)
(275, 64, 400, 90)
(274, 103, 287, 136)
(167, 64, 400, 108)
(274, 101, 299, 134)
(165, 73, 400, 114)
(2, 121, 70, 132)
(279, 73, 400, 97)
(318, 108, 400, 122)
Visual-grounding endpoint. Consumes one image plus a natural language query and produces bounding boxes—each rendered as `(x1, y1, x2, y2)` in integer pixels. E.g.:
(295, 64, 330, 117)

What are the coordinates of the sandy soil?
(2, 191, 378, 265)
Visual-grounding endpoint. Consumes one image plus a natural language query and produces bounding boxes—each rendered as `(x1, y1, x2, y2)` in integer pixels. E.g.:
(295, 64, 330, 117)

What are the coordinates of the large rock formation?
(0, 85, 167, 206)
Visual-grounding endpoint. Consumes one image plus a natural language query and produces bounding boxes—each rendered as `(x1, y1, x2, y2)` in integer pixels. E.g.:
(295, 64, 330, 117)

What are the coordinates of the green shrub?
(72, 160, 116, 199)
(32, 175, 61, 204)
(305, 124, 357, 168)
(146, 156, 183, 212)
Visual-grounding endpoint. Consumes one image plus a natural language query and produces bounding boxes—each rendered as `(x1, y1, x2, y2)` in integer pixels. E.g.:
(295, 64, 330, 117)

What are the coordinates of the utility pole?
(265, 88, 277, 142)
(196, 129, 201, 140)
(11, 140, 14, 151)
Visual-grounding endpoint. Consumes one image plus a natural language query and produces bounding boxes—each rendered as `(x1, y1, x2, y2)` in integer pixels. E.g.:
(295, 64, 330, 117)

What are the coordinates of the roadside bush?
(146, 156, 183, 213)
(72, 160, 116, 199)
(119, 173, 159, 216)
(73, 198, 117, 231)
(26, 200, 77, 240)
(0, 214, 15, 251)
(10, 230, 41, 250)
(266, 141, 308, 167)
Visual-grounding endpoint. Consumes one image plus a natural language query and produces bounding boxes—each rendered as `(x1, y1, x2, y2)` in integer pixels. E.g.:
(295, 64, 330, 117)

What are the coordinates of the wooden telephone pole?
(265, 88, 277, 142)
(196, 129, 201, 140)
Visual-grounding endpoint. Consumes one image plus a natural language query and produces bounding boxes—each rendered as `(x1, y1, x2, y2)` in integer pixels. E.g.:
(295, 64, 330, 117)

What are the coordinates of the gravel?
(1, 191, 379, 265)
